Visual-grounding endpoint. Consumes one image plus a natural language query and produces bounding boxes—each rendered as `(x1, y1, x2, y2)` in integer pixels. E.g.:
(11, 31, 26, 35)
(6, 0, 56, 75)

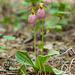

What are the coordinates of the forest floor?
(0, 0, 75, 75)
(0, 21, 75, 75)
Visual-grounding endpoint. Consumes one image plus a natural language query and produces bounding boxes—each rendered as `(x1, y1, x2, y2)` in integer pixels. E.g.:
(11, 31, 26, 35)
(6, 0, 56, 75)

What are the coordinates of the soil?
(0, 0, 75, 75)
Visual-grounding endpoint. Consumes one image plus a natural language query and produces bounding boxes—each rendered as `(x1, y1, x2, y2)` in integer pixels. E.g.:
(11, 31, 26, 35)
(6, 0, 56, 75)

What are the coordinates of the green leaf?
(2, 16, 12, 25)
(20, 65, 26, 74)
(22, 1, 29, 6)
(53, 68, 65, 75)
(49, 9, 58, 14)
(59, 19, 68, 25)
(20, 14, 29, 20)
(57, 11, 70, 14)
(59, 18, 72, 25)
(65, 4, 72, 10)
(16, 9, 28, 14)
(46, 25, 62, 30)
(14, 23, 22, 28)
(0, 45, 9, 49)
(35, 55, 48, 71)
(9, 66, 18, 71)
(0, 49, 6, 52)
(48, 50, 59, 55)
(45, 17, 59, 29)
(44, 65, 53, 72)
(15, 50, 34, 66)
(13, 17, 23, 28)
(9, 65, 26, 74)
(3, 35, 16, 40)
(15, 50, 38, 71)
(55, 25, 62, 29)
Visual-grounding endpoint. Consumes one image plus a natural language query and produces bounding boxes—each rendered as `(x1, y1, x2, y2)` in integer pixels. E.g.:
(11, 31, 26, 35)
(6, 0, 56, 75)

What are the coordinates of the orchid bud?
(37, 9, 45, 19)
(28, 14, 35, 24)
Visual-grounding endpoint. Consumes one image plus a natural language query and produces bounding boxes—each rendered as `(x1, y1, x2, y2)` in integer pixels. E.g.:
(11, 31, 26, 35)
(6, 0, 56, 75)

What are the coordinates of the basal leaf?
(48, 50, 59, 55)
(53, 68, 65, 75)
(15, 50, 38, 71)
(9, 65, 26, 74)
(15, 50, 34, 66)
(44, 65, 53, 72)
(9, 66, 18, 71)
(20, 65, 26, 74)
(35, 55, 48, 71)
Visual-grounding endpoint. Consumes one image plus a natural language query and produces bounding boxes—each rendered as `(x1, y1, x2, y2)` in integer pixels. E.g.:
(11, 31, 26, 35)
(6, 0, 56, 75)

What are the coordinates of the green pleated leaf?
(35, 55, 48, 71)
(48, 50, 59, 55)
(44, 65, 53, 72)
(15, 50, 34, 66)
(20, 65, 26, 74)
(15, 50, 38, 71)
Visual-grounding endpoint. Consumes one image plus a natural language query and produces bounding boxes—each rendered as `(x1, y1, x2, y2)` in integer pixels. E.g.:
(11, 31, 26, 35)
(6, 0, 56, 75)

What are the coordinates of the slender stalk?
(42, 19, 44, 55)
(34, 23, 36, 59)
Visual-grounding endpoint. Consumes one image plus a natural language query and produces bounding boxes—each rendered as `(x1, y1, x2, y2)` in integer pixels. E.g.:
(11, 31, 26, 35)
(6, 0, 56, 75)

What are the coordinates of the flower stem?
(42, 19, 44, 55)
(34, 23, 36, 59)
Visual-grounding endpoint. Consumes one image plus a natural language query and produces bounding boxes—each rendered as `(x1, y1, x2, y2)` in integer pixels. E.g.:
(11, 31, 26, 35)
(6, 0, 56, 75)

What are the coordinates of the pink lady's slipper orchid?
(28, 14, 35, 24)
(37, 8, 45, 19)
(28, 7, 36, 24)
(36, 3, 47, 19)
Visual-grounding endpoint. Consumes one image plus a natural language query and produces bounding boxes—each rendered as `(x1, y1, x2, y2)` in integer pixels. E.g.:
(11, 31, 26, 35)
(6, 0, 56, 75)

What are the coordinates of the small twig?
(61, 63, 68, 72)
(52, 48, 75, 65)
(68, 58, 75, 73)
(8, 53, 15, 59)
(17, 36, 34, 44)
(21, 69, 26, 75)
(71, 48, 75, 54)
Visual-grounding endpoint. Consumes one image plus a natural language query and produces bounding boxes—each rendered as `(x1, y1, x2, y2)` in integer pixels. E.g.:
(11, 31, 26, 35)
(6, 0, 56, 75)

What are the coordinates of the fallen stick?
(52, 48, 75, 65)
(68, 58, 75, 73)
